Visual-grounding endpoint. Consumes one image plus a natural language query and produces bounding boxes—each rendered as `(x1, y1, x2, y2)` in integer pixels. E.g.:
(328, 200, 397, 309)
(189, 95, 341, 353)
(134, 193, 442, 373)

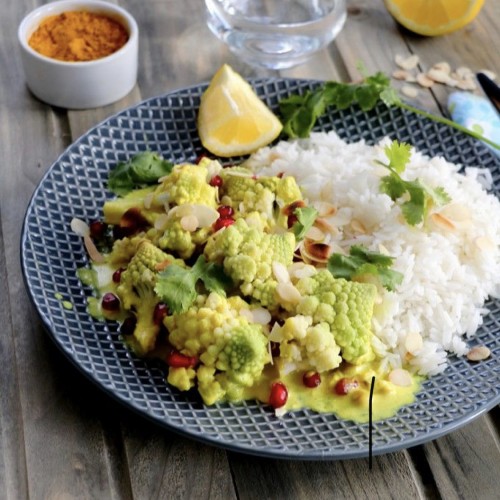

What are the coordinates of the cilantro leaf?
(380, 175, 406, 200)
(383, 141, 412, 174)
(327, 245, 403, 291)
(154, 256, 232, 314)
(401, 180, 426, 225)
(292, 206, 319, 240)
(108, 151, 173, 196)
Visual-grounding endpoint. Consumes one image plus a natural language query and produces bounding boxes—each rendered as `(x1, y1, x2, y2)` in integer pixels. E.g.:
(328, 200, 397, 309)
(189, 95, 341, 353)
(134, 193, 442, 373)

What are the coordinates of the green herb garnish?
(292, 206, 319, 240)
(108, 151, 174, 196)
(376, 140, 451, 225)
(154, 255, 232, 314)
(327, 245, 403, 291)
(278, 66, 500, 151)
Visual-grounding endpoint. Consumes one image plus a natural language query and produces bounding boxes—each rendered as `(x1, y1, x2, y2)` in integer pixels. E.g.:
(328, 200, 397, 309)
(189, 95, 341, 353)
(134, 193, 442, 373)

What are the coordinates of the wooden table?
(2, 1, 500, 498)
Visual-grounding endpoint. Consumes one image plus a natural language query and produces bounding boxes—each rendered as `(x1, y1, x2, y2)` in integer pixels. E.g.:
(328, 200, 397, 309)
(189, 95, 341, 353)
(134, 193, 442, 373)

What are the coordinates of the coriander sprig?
(376, 141, 451, 226)
(279, 69, 500, 152)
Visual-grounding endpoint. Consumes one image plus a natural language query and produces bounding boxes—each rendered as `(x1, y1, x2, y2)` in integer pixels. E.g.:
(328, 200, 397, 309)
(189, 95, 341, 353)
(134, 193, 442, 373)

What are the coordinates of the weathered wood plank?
(229, 450, 424, 499)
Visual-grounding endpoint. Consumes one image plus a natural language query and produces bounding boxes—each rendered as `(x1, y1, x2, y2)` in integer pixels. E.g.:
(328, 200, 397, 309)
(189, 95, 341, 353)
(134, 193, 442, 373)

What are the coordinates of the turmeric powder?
(28, 11, 129, 62)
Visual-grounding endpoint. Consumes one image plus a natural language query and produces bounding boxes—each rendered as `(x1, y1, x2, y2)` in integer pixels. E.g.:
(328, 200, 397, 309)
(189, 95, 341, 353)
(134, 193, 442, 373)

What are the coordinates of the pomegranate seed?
(101, 292, 120, 311)
(120, 316, 137, 336)
(303, 371, 321, 388)
(277, 172, 284, 178)
(112, 268, 124, 283)
(287, 214, 298, 228)
(217, 205, 234, 218)
(166, 350, 198, 368)
(269, 381, 288, 409)
(334, 377, 359, 396)
(209, 175, 223, 187)
(213, 217, 235, 232)
(153, 302, 169, 325)
(89, 220, 107, 240)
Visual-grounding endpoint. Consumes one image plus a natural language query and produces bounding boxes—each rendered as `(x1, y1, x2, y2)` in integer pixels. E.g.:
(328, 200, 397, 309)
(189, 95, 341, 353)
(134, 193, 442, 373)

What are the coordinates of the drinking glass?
(205, 0, 347, 70)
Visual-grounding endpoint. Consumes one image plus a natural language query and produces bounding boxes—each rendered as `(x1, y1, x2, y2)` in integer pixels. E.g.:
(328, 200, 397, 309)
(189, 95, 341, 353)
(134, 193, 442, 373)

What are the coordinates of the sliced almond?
(405, 332, 423, 354)
(305, 226, 325, 242)
(313, 201, 337, 217)
(250, 307, 272, 325)
(401, 85, 419, 98)
(395, 54, 419, 70)
(154, 213, 169, 231)
(301, 240, 331, 263)
(276, 282, 302, 304)
(432, 62, 451, 74)
(272, 261, 291, 284)
(430, 212, 455, 231)
(466, 345, 491, 361)
(180, 215, 199, 232)
(388, 368, 412, 387)
(427, 68, 452, 84)
(314, 218, 338, 237)
(190, 205, 219, 227)
(474, 236, 495, 252)
(83, 235, 105, 263)
(350, 219, 366, 234)
(392, 69, 411, 81)
(416, 73, 434, 88)
(70, 217, 90, 237)
(289, 263, 317, 280)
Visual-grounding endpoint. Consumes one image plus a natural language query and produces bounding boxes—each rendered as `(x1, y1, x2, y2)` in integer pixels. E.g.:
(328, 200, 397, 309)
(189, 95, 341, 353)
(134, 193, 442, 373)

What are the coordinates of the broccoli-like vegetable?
(219, 168, 303, 225)
(156, 218, 211, 259)
(287, 269, 378, 364)
(204, 218, 295, 308)
(164, 293, 270, 404)
(269, 316, 342, 375)
(116, 240, 176, 355)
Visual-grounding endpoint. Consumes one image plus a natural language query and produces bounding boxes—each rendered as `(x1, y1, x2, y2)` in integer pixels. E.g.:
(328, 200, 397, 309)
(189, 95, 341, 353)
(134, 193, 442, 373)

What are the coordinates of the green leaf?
(380, 175, 406, 200)
(155, 256, 232, 314)
(292, 206, 319, 240)
(327, 245, 403, 291)
(108, 151, 173, 196)
(384, 141, 412, 174)
(401, 181, 426, 225)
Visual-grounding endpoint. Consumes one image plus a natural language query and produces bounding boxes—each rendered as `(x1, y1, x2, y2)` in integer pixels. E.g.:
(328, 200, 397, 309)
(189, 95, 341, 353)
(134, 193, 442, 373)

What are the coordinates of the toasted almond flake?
(480, 69, 497, 81)
(314, 218, 338, 236)
(392, 69, 411, 81)
(276, 282, 302, 304)
(239, 309, 254, 322)
(427, 68, 451, 84)
(305, 226, 325, 242)
(154, 214, 169, 230)
(389, 368, 412, 387)
(313, 201, 337, 217)
(350, 219, 366, 234)
(432, 62, 451, 74)
(466, 345, 491, 361)
(474, 236, 495, 251)
(83, 235, 105, 263)
(395, 54, 419, 70)
(269, 322, 283, 342)
(70, 217, 90, 237)
(251, 307, 272, 325)
(143, 192, 154, 210)
(401, 85, 419, 98)
(272, 261, 291, 284)
(430, 212, 455, 231)
(405, 332, 423, 354)
(302, 240, 331, 263)
(190, 205, 219, 227)
(416, 73, 434, 88)
(180, 215, 199, 232)
(289, 262, 317, 280)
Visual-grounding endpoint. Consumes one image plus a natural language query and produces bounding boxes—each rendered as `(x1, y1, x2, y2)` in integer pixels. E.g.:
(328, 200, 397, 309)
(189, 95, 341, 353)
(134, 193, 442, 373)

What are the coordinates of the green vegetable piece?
(108, 151, 173, 196)
(155, 255, 232, 314)
(327, 245, 403, 292)
(292, 206, 319, 240)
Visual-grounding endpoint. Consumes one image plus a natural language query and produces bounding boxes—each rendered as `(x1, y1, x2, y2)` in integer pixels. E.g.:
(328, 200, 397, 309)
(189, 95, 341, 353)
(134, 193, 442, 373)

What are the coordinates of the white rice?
(246, 131, 500, 376)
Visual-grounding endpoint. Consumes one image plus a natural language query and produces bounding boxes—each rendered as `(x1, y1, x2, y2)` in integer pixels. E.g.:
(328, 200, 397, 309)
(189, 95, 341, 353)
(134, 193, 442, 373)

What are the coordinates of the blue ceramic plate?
(21, 79, 500, 460)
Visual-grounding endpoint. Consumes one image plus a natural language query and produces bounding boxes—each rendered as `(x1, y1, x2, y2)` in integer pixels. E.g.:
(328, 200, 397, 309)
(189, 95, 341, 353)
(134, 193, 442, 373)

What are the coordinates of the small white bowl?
(18, 0, 139, 109)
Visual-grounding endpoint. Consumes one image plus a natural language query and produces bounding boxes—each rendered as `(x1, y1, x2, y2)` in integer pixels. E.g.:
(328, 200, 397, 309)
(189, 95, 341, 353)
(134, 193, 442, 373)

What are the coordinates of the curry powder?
(28, 11, 129, 62)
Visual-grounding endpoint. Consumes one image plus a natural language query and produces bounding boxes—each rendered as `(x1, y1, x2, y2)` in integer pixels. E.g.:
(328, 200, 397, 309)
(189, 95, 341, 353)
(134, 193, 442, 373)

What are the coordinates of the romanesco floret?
(156, 219, 210, 259)
(204, 218, 295, 307)
(269, 316, 342, 375)
(288, 270, 378, 364)
(107, 235, 150, 265)
(116, 240, 175, 354)
(219, 168, 303, 224)
(164, 293, 270, 404)
(154, 163, 218, 208)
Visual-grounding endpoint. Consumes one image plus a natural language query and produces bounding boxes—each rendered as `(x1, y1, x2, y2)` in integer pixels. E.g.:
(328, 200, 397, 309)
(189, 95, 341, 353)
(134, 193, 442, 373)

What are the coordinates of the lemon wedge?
(385, 0, 484, 36)
(197, 64, 283, 157)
